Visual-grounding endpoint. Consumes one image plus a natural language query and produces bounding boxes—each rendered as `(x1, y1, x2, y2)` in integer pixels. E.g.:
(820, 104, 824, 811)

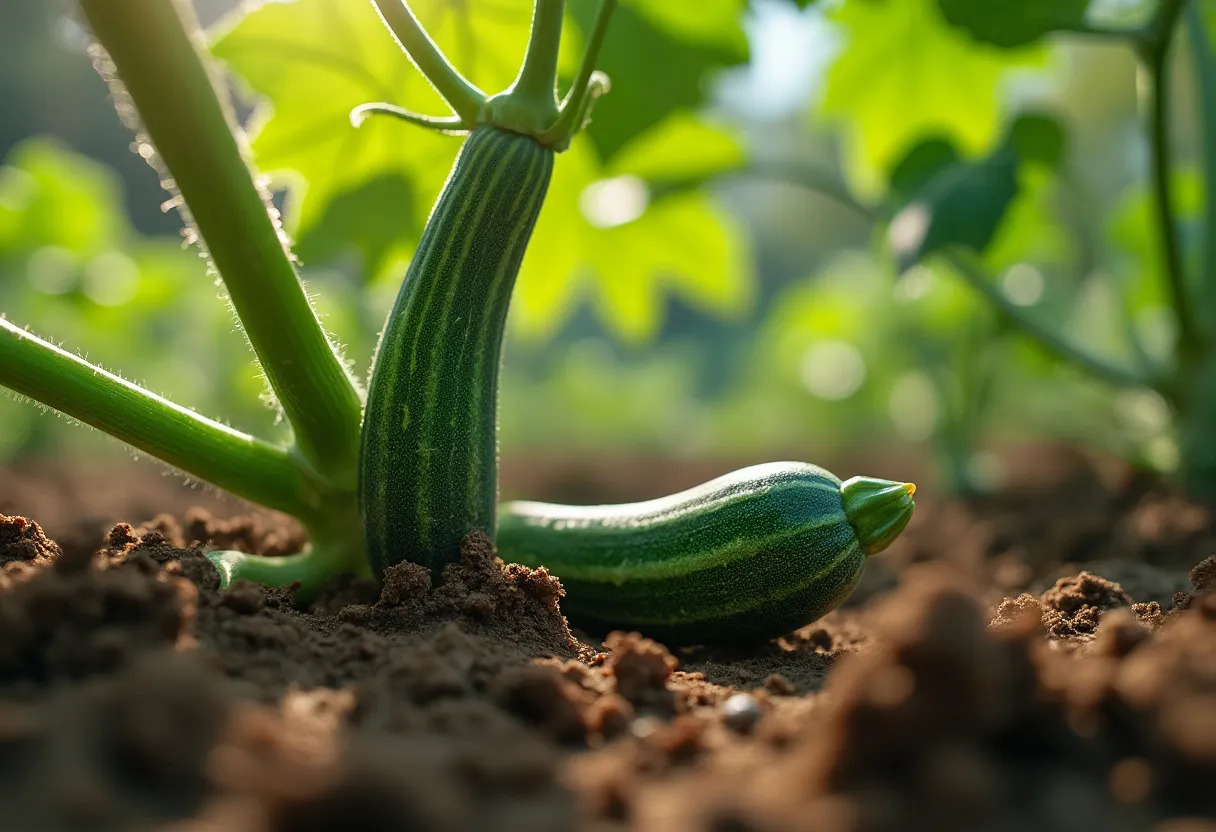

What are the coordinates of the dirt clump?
(603, 631, 680, 715)
(0, 514, 61, 589)
(0, 652, 231, 832)
(1190, 554, 1216, 594)
(991, 570, 1169, 639)
(1040, 570, 1133, 637)
(0, 522, 196, 695)
(570, 564, 1216, 831)
(0, 514, 60, 566)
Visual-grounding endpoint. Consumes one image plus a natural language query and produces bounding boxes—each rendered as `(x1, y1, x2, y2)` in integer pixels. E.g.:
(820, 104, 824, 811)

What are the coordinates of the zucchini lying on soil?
(497, 462, 916, 644)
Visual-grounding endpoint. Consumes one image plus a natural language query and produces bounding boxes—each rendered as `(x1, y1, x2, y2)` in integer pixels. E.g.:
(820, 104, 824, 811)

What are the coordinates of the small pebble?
(721, 693, 762, 734)
(630, 716, 661, 739)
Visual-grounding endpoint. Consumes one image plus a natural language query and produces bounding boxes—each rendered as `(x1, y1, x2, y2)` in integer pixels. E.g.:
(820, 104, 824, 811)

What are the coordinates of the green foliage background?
(0, 0, 1204, 491)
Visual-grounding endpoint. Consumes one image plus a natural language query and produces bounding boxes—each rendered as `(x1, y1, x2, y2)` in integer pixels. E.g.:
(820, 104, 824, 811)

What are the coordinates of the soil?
(1, 446, 1214, 832)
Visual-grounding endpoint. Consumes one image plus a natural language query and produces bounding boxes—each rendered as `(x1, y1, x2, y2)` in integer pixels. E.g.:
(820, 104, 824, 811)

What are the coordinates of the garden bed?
(1, 449, 1213, 831)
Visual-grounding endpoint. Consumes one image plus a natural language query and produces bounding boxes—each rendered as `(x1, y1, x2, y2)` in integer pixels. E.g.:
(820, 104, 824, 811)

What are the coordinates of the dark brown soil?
(1, 448, 1214, 831)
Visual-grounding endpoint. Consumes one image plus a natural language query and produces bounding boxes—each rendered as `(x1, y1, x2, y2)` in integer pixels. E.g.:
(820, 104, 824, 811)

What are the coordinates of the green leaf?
(606, 112, 745, 183)
(571, 0, 748, 163)
(624, 0, 748, 52)
(0, 138, 126, 257)
(293, 173, 417, 278)
(515, 131, 753, 343)
(886, 113, 1068, 269)
(820, 0, 1043, 187)
(1008, 112, 1067, 168)
(887, 138, 960, 205)
(937, 0, 1092, 48)
(888, 148, 1019, 271)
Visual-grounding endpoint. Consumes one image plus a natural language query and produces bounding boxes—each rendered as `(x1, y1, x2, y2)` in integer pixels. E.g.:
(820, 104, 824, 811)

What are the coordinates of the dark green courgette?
(497, 462, 916, 643)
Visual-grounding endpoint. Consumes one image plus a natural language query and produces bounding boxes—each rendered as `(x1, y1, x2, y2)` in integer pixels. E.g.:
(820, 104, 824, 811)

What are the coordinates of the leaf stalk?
(0, 318, 315, 517)
(79, 0, 365, 485)
(370, 0, 486, 125)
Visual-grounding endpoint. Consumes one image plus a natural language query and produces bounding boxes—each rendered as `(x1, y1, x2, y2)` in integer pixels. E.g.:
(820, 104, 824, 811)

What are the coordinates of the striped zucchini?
(360, 126, 553, 575)
(496, 462, 916, 644)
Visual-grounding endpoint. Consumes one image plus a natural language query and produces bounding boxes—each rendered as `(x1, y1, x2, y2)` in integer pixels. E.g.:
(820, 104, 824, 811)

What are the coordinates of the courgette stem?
(502, 0, 564, 129)
(207, 508, 369, 599)
(79, 0, 364, 485)
(0, 317, 313, 519)
(370, 0, 486, 125)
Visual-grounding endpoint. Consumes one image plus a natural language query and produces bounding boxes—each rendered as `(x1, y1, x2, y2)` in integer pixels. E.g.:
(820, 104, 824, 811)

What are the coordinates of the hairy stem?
(371, 0, 485, 124)
(208, 502, 369, 597)
(0, 318, 313, 517)
(79, 0, 364, 484)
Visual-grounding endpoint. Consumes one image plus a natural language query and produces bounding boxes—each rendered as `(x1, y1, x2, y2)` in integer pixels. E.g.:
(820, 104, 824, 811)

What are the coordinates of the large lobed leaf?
(819, 0, 1044, 187)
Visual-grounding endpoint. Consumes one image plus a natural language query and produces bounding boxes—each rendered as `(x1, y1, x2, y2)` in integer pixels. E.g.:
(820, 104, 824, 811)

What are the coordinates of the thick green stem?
(0, 318, 313, 517)
(1186, 2, 1216, 335)
(371, 0, 485, 124)
(511, 0, 565, 120)
(79, 0, 364, 484)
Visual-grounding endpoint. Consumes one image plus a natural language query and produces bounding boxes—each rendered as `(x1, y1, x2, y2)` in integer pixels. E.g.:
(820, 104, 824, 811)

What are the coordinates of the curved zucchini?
(496, 462, 916, 644)
(360, 126, 554, 575)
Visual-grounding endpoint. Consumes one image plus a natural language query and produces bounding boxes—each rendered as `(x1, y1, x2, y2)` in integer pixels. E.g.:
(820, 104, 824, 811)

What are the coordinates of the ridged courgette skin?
(497, 462, 903, 644)
(360, 126, 553, 575)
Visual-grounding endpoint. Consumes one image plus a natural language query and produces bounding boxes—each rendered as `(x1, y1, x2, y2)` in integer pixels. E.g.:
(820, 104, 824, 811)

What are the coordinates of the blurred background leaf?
(937, 0, 1093, 48)
(0, 138, 294, 460)
(0, 0, 1196, 492)
(820, 0, 1045, 188)
(886, 113, 1068, 270)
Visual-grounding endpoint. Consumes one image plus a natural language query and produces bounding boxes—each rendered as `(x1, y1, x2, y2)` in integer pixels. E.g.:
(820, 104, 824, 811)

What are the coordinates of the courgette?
(496, 462, 916, 643)
(360, 125, 553, 575)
